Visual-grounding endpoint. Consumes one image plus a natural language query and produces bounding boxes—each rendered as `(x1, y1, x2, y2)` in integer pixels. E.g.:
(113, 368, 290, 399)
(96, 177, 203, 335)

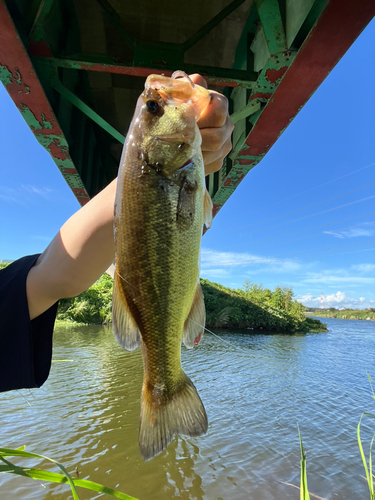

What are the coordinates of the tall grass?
(297, 375, 375, 500)
(357, 374, 375, 499)
(0, 446, 137, 499)
(298, 428, 310, 500)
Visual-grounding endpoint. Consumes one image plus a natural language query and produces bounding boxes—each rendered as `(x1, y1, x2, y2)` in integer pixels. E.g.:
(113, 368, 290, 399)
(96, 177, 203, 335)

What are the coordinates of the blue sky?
(1, 19, 374, 309)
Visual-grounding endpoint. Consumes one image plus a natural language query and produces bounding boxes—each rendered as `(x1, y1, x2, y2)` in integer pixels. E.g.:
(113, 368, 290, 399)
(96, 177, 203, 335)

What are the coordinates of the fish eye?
(146, 100, 159, 113)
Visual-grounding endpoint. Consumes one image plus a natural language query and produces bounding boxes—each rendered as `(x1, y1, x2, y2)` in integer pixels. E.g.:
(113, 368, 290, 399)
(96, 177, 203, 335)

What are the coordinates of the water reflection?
(0, 319, 374, 499)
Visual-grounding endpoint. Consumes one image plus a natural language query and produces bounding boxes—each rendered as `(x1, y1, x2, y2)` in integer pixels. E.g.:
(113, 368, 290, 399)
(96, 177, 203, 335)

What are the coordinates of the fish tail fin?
(139, 372, 208, 461)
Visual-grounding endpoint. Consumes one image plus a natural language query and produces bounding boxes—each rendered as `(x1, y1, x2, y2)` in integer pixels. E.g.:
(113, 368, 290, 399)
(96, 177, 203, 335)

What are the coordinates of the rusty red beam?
(239, 0, 375, 160)
(31, 57, 255, 89)
(213, 0, 375, 215)
(0, 0, 90, 205)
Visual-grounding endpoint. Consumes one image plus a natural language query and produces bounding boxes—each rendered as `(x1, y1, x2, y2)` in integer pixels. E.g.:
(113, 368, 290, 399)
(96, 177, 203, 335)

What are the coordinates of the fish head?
(137, 74, 211, 178)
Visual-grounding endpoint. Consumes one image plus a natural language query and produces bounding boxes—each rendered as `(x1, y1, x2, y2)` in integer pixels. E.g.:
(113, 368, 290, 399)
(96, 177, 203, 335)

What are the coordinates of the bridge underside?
(1, 0, 374, 212)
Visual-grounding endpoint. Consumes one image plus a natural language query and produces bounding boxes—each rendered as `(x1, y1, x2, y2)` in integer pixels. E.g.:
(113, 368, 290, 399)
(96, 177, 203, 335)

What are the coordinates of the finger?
(189, 74, 208, 89)
(202, 135, 232, 166)
(204, 158, 225, 176)
(198, 92, 229, 129)
(200, 115, 234, 152)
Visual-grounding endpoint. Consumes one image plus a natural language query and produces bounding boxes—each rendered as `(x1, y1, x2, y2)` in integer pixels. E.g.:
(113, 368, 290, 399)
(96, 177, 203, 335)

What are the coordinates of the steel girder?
(1, 0, 374, 211)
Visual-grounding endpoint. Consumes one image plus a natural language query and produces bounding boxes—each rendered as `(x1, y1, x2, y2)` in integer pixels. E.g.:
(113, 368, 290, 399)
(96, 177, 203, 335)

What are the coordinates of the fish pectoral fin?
(112, 272, 141, 351)
(203, 188, 213, 229)
(183, 283, 205, 349)
(139, 372, 208, 461)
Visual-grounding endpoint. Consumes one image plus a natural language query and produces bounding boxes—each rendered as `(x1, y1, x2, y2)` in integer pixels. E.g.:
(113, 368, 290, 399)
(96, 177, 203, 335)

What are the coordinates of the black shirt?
(0, 255, 58, 392)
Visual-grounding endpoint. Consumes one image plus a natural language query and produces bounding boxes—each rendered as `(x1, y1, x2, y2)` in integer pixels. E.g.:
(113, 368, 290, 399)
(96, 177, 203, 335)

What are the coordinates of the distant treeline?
(306, 307, 375, 321)
(57, 274, 326, 333)
(0, 262, 326, 332)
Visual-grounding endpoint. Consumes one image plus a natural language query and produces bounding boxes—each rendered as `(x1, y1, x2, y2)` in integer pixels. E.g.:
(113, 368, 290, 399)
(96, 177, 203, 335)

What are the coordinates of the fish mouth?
(177, 159, 193, 172)
(142, 157, 193, 175)
(145, 73, 211, 121)
(156, 133, 195, 146)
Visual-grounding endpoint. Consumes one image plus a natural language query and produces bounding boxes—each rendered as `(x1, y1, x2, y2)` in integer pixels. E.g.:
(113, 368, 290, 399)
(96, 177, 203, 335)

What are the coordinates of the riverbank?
(2, 318, 373, 499)
(305, 309, 375, 321)
(1, 262, 326, 332)
(57, 273, 327, 332)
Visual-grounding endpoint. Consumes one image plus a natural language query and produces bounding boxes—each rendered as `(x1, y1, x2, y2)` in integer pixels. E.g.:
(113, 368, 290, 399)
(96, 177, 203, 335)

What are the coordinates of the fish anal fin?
(139, 372, 208, 461)
(112, 272, 141, 351)
(203, 189, 213, 229)
(183, 283, 205, 349)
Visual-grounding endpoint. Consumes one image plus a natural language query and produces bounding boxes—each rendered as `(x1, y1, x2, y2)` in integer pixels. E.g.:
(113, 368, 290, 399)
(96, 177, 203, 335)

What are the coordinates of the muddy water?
(0, 318, 374, 499)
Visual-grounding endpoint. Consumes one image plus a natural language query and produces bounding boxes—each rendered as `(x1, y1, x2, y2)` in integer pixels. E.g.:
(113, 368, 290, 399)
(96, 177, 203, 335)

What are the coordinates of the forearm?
(26, 179, 117, 320)
(25, 75, 231, 322)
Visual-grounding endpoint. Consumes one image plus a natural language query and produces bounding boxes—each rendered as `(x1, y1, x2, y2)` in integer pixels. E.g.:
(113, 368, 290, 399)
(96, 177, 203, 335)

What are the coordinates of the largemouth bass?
(113, 72, 213, 461)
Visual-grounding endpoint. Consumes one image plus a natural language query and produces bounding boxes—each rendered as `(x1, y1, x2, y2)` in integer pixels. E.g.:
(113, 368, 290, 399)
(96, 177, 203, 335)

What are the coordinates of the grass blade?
(357, 414, 375, 499)
(369, 434, 374, 496)
(298, 427, 310, 500)
(0, 447, 138, 500)
(0, 447, 79, 499)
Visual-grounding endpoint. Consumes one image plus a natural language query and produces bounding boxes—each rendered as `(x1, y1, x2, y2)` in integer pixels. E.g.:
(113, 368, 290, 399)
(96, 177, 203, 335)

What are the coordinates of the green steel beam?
(205, 2, 259, 203)
(53, 81, 125, 144)
(211, 0, 297, 213)
(0, 0, 90, 205)
(182, 0, 247, 52)
(230, 100, 261, 124)
(134, 42, 184, 68)
(232, 4, 259, 70)
(27, 0, 55, 43)
(95, 0, 135, 49)
(255, 0, 287, 54)
(292, 0, 328, 49)
(32, 56, 258, 88)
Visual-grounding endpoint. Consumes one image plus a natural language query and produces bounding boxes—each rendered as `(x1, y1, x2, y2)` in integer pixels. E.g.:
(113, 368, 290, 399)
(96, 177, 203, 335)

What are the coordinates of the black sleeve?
(0, 255, 58, 392)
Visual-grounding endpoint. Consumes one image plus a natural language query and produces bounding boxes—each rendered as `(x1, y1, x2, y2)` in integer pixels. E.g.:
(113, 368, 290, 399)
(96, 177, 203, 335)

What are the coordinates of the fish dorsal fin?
(112, 271, 141, 351)
(183, 283, 205, 349)
(203, 189, 213, 229)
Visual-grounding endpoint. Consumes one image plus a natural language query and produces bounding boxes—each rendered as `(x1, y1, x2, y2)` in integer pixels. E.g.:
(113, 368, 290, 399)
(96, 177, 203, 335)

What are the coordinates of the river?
(0, 318, 374, 499)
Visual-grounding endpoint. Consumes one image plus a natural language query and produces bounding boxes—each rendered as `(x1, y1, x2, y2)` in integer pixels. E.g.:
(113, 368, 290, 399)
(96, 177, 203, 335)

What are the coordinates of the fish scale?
(112, 73, 212, 461)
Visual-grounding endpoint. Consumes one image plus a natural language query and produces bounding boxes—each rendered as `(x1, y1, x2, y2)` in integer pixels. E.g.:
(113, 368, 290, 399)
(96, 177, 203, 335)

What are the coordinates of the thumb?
(189, 74, 208, 89)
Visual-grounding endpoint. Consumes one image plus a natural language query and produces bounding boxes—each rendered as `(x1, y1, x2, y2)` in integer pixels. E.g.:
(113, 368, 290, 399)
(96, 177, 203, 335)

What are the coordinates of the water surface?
(0, 318, 374, 499)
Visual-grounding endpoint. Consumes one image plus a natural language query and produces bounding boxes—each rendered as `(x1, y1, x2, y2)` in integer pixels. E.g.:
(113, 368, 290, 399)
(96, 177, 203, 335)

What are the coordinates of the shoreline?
(306, 312, 375, 321)
(55, 316, 327, 333)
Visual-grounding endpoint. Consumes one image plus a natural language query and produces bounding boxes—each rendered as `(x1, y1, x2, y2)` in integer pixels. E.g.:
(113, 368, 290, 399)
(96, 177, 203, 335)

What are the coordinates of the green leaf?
(0, 448, 138, 500)
(298, 427, 310, 500)
(0, 448, 79, 500)
(357, 414, 375, 499)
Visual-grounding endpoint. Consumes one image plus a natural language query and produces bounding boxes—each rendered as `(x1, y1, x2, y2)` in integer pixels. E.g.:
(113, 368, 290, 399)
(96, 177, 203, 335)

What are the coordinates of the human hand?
(189, 74, 234, 176)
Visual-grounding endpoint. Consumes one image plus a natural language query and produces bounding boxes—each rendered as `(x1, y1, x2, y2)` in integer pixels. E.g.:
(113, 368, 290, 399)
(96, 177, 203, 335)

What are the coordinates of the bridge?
(1, 0, 374, 217)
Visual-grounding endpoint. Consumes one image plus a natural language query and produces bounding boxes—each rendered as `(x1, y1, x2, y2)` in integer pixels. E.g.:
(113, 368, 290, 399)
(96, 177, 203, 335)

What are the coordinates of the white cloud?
(201, 248, 264, 268)
(297, 291, 375, 309)
(0, 186, 18, 203)
(200, 268, 230, 279)
(0, 194, 17, 203)
(0, 185, 15, 194)
(249, 261, 302, 273)
(201, 248, 301, 273)
(21, 185, 54, 198)
(302, 272, 375, 285)
(351, 263, 375, 273)
(0, 184, 55, 202)
(323, 225, 375, 239)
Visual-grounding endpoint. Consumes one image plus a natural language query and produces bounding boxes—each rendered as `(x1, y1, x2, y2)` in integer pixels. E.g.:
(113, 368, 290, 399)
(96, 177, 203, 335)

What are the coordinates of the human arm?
(26, 179, 117, 320)
(26, 75, 233, 320)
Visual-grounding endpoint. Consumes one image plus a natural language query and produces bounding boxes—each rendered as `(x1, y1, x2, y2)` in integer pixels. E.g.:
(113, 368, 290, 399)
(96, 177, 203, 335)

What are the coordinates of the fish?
(112, 72, 213, 461)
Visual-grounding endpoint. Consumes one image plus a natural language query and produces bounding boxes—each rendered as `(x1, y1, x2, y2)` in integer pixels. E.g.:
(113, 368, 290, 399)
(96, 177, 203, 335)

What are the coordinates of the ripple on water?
(0, 319, 374, 499)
